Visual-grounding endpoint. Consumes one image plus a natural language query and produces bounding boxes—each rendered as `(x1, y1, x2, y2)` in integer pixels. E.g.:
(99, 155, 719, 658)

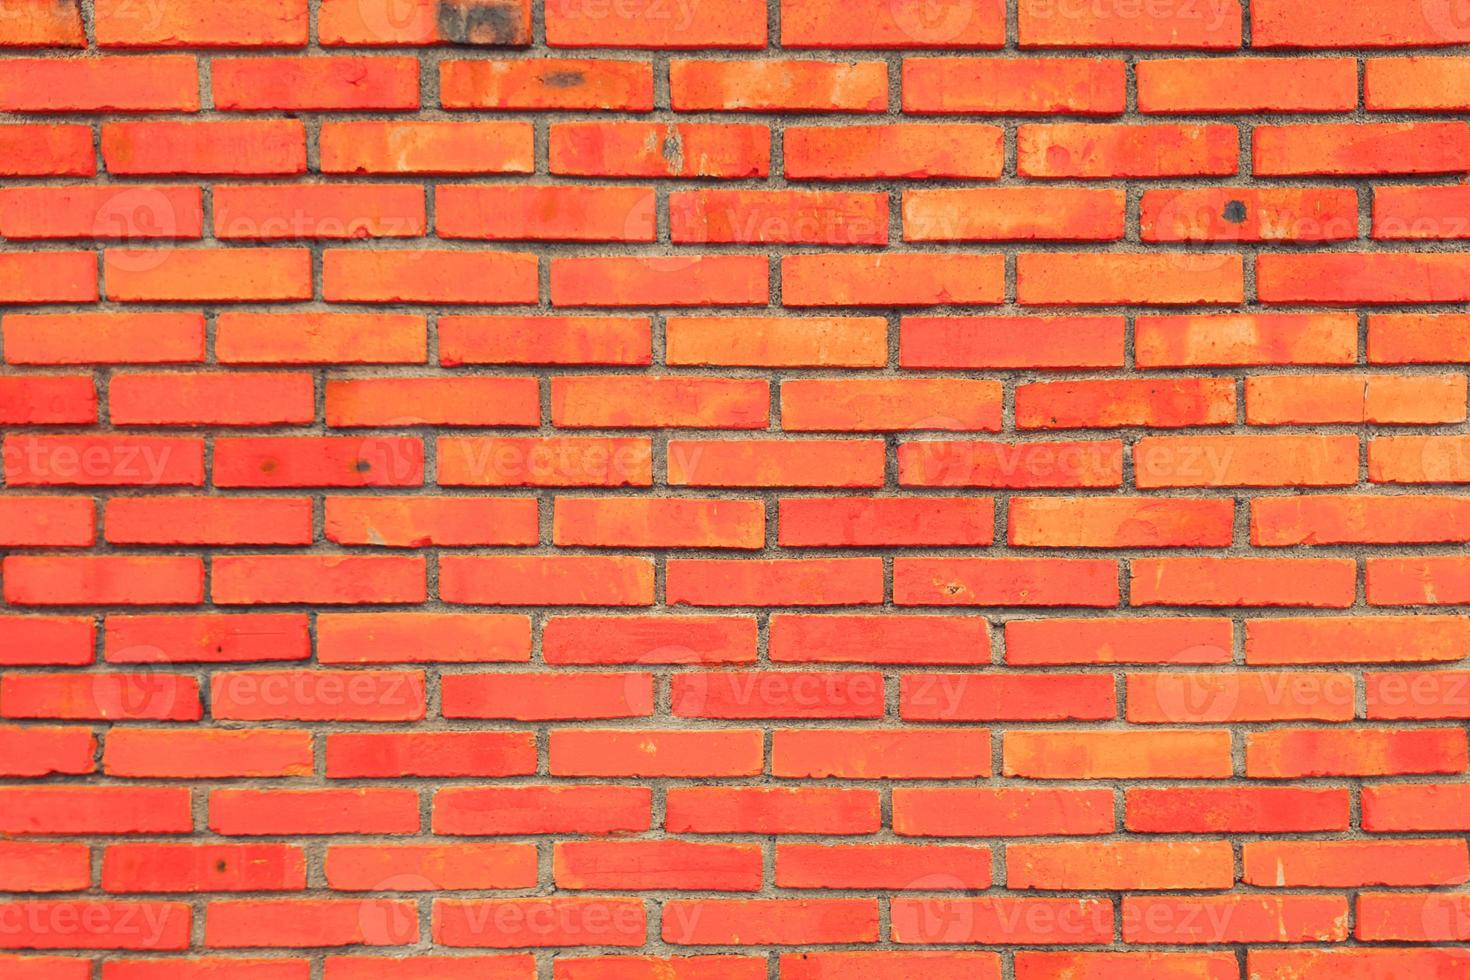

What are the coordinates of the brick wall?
(2, 0, 1470, 976)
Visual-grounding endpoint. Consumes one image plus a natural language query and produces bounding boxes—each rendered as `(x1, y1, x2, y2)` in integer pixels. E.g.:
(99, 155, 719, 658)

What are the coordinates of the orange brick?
(1256, 495, 1470, 546)
(547, 0, 764, 47)
(786, 124, 1002, 179)
(1253, 0, 1470, 47)
(438, 185, 653, 242)
(440, 556, 654, 606)
(213, 57, 418, 110)
(1368, 56, 1470, 110)
(893, 557, 1119, 607)
(0, 0, 84, 46)
(672, 59, 887, 112)
(1136, 313, 1357, 367)
(102, 121, 306, 175)
(215, 185, 425, 240)
(0, 186, 205, 241)
(671, 189, 888, 245)
(1131, 556, 1356, 608)
(783, 253, 1004, 307)
(1005, 730, 1233, 779)
(1256, 122, 1470, 175)
(554, 498, 764, 549)
(1018, 253, 1244, 306)
(782, 378, 1002, 432)
(215, 313, 427, 364)
(1246, 728, 1468, 777)
(782, 0, 1004, 48)
(904, 187, 1124, 241)
(904, 58, 1125, 115)
(666, 558, 883, 606)
(551, 122, 769, 178)
(324, 497, 539, 547)
(441, 58, 654, 110)
(105, 249, 312, 303)
(325, 377, 539, 428)
(779, 497, 995, 548)
(319, 0, 531, 45)
(899, 439, 1124, 489)
(1009, 497, 1233, 548)
(1370, 434, 1470, 483)
(319, 121, 533, 174)
(109, 372, 313, 427)
(95, 0, 308, 47)
(668, 439, 884, 487)
(1247, 373, 1466, 425)
(439, 315, 651, 366)
(1134, 434, 1359, 488)
(323, 250, 537, 304)
(1140, 187, 1358, 242)
(1246, 616, 1470, 666)
(0, 125, 94, 177)
(666, 316, 887, 368)
(0, 56, 198, 112)
(1261, 253, 1470, 304)
(1019, 0, 1242, 48)
(1016, 377, 1236, 429)
(1018, 124, 1238, 178)
(551, 377, 768, 429)
(1138, 58, 1357, 112)
(901, 316, 1125, 369)
(551, 255, 768, 307)
(437, 436, 653, 487)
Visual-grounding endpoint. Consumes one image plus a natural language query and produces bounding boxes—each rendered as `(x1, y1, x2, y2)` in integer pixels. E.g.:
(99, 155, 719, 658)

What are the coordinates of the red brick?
(320, 121, 533, 174)
(1018, 123, 1238, 178)
(552, 729, 762, 778)
(782, 0, 1003, 47)
(94, 0, 308, 47)
(326, 377, 538, 428)
(0, 186, 204, 241)
(109, 372, 313, 426)
(666, 558, 884, 606)
(213, 556, 426, 606)
(0, 125, 94, 177)
(1126, 787, 1350, 833)
(770, 615, 989, 664)
(435, 898, 644, 948)
(0, 900, 190, 950)
(1017, 377, 1235, 428)
(325, 843, 535, 890)
(1127, 671, 1355, 724)
(318, 0, 530, 45)
(102, 121, 306, 175)
(104, 614, 309, 664)
(1017, 953, 1236, 980)
(0, 375, 97, 424)
(440, 556, 654, 606)
(1244, 839, 1469, 888)
(4, 556, 203, 606)
(1010, 497, 1232, 548)
(900, 315, 1125, 369)
(552, 376, 767, 428)
(555, 841, 761, 891)
(0, 496, 94, 547)
(0, 725, 96, 777)
(324, 250, 537, 304)
(776, 844, 991, 890)
(773, 729, 992, 779)
(673, 59, 887, 112)
(1018, 253, 1244, 305)
(325, 497, 537, 547)
(5, 435, 205, 487)
(215, 185, 425, 240)
(905, 187, 1124, 242)
(205, 899, 417, 948)
(547, 0, 765, 47)
(666, 316, 887, 368)
(0, 673, 200, 722)
(899, 438, 1124, 489)
(105, 497, 311, 546)
(1138, 58, 1357, 112)
(439, 316, 649, 367)
(551, 255, 768, 307)
(1137, 313, 1358, 367)
(891, 896, 1112, 945)
(2, 313, 205, 365)
(1124, 896, 1348, 944)
(437, 436, 651, 487)
(1019, 0, 1242, 48)
(904, 58, 1125, 115)
(0, 840, 90, 892)
(671, 189, 888, 245)
(1005, 730, 1232, 779)
(438, 185, 653, 241)
(779, 497, 995, 547)
(215, 313, 425, 364)
(901, 673, 1115, 721)
(782, 952, 1001, 980)
(209, 789, 420, 836)
(1253, 0, 1470, 47)
(213, 57, 418, 110)
(443, 674, 651, 721)
(441, 58, 654, 110)
(433, 786, 652, 836)
(1135, 434, 1358, 488)
(1246, 616, 1470, 665)
(893, 787, 1113, 837)
(0, 0, 84, 47)
(782, 377, 1001, 431)
(317, 613, 531, 664)
(1256, 123, 1470, 176)
(554, 497, 764, 549)
(786, 124, 1002, 179)
(0, 55, 197, 111)
(326, 732, 535, 778)
(1250, 950, 1470, 980)
(1368, 56, 1470, 110)
(1006, 617, 1233, 665)
(0, 252, 97, 303)
(551, 122, 769, 178)
(103, 843, 304, 893)
(1009, 842, 1233, 891)
(1131, 556, 1356, 608)
(663, 899, 877, 945)
(1261, 253, 1470, 304)
(1363, 783, 1470, 832)
(105, 249, 312, 303)
(1246, 728, 1468, 777)
(784, 253, 1004, 307)
(666, 787, 879, 835)
(1257, 495, 1470, 546)
(894, 557, 1119, 607)
(213, 437, 425, 489)
(543, 616, 757, 665)
(1140, 187, 1358, 243)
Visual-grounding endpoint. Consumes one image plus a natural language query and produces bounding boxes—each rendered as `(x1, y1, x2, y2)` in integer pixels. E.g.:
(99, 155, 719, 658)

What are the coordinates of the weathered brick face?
(2, 0, 1470, 975)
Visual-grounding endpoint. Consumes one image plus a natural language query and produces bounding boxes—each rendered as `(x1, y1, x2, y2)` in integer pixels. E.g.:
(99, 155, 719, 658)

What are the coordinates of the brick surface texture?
(2, 0, 1470, 976)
